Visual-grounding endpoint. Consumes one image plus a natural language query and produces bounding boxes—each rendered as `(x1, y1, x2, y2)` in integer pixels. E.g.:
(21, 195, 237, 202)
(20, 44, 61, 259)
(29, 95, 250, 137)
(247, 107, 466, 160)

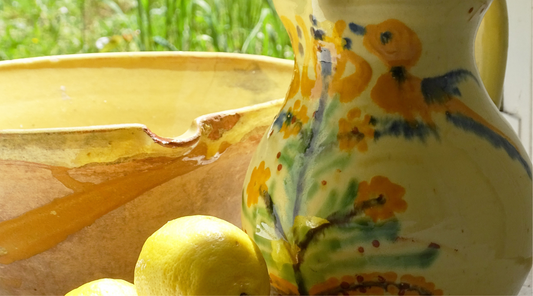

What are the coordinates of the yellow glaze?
(0, 52, 291, 140)
(0, 52, 293, 295)
(475, 0, 509, 108)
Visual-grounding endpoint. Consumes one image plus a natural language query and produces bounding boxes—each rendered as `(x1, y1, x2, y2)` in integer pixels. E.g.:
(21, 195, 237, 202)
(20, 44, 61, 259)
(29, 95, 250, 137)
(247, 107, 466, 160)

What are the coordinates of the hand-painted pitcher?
(241, 0, 532, 295)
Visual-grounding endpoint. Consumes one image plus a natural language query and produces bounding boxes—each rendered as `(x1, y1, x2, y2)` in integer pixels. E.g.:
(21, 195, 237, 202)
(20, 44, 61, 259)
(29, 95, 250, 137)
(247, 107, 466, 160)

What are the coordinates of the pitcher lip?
(273, 0, 492, 20)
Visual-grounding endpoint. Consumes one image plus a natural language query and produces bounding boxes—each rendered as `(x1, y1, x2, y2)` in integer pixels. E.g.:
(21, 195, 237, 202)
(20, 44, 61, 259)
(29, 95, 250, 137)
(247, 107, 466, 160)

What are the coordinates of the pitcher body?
(241, 0, 532, 294)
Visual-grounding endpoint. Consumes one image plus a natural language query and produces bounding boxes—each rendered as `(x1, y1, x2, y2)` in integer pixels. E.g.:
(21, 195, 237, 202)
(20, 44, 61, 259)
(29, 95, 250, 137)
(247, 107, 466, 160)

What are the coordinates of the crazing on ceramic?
(242, 1, 532, 295)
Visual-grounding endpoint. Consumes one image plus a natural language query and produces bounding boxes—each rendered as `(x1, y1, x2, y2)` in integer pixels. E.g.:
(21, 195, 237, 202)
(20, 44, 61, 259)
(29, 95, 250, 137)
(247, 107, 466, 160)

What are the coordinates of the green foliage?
(0, 0, 293, 60)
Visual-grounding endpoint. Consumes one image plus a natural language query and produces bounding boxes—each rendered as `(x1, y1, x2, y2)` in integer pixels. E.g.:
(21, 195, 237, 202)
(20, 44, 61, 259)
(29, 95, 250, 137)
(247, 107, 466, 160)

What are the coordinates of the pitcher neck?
(277, 0, 491, 78)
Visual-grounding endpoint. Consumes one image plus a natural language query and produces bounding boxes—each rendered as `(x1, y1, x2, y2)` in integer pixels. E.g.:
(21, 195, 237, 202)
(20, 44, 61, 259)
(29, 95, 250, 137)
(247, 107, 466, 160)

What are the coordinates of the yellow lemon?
(65, 279, 137, 296)
(134, 215, 270, 296)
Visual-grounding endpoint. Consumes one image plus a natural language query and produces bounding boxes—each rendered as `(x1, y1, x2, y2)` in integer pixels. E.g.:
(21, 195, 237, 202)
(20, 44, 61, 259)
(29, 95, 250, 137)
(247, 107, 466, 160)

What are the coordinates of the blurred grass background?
(0, 0, 293, 60)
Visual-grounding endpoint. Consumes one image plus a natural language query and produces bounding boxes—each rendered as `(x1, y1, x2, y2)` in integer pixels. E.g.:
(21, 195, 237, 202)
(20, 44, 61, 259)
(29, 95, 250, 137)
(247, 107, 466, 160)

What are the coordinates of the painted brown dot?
(277, 164, 283, 171)
(399, 289, 405, 296)
(377, 275, 385, 282)
(372, 240, 380, 248)
(468, 7, 474, 13)
(277, 152, 281, 159)
(356, 275, 364, 283)
(358, 246, 364, 253)
(340, 281, 351, 289)
(321, 180, 327, 186)
(428, 242, 440, 249)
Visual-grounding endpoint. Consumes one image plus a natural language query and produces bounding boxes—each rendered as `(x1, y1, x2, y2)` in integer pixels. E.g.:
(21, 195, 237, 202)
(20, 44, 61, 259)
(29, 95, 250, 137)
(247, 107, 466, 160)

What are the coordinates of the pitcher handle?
(475, 0, 509, 109)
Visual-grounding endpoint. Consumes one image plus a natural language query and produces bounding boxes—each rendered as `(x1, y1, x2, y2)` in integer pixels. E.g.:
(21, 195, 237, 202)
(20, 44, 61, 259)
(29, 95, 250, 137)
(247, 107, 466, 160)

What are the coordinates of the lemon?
(65, 279, 137, 296)
(134, 215, 270, 296)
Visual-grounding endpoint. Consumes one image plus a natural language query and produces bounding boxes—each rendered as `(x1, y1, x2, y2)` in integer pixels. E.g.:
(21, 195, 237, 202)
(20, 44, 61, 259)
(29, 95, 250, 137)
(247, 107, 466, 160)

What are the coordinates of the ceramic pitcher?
(241, 0, 532, 295)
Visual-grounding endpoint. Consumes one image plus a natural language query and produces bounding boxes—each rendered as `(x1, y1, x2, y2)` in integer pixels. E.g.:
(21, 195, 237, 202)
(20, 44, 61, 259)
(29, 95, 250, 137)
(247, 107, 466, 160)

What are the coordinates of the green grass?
(0, 0, 293, 60)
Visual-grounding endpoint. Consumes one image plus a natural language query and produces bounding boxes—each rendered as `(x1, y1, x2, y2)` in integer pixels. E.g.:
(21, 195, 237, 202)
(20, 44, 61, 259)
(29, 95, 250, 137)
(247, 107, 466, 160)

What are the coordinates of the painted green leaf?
(314, 246, 441, 276)
(324, 217, 402, 243)
(291, 215, 330, 245)
(271, 239, 300, 270)
(253, 230, 274, 251)
(255, 221, 278, 240)
(315, 179, 358, 219)
(323, 95, 341, 124)
(305, 181, 320, 204)
(298, 218, 440, 286)
(241, 189, 254, 225)
(310, 153, 351, 179)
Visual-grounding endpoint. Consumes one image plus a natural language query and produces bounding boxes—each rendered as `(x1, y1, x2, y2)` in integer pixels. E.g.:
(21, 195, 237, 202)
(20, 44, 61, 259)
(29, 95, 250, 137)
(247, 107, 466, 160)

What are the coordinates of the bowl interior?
(0, 52, 293, 138)
(0, 53, 293, 295)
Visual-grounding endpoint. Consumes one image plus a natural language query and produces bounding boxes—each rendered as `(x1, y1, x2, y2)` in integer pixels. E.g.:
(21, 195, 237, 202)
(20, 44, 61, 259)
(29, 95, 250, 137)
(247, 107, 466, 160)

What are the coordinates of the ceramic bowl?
(0, 52, 293, 295)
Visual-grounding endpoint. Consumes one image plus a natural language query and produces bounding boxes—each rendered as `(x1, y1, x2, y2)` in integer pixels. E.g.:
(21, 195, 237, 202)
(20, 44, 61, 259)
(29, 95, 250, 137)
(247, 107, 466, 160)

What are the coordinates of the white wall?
(502, 0, 532, 157)
(503, 2, 532, 295)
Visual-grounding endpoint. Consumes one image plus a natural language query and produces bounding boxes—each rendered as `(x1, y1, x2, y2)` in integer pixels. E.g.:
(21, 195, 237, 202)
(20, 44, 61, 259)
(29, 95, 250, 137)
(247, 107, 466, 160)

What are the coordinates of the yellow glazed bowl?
(0, 52, 293, 295)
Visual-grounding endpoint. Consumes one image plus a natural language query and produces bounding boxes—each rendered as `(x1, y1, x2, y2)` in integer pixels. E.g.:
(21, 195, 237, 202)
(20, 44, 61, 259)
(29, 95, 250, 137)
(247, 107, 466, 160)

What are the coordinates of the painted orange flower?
(270, 273, 299, 295)
(355, 176, 407, 222)
(309, 272, 443, 295)
(362, 19, 434, 126)
(280, 17, 372, 103)
(338, 108, 375, 152)
(246, 161, 271, 207)
(292, 15, 317, 100)
(326, 20, 373, 103)
(309, 276, 339, 295)
(363, 19, 422, 69)
(398, 274, 444, 295)
(370, 70, 434, 124)
(308, 274, 392, 295)
(280, 100, 310, 139)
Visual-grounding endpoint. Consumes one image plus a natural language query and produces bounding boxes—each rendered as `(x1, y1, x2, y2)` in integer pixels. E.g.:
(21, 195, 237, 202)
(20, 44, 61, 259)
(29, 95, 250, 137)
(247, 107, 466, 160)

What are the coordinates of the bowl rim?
(0, 52, 293, 145)
(0, 51, 294, 71)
